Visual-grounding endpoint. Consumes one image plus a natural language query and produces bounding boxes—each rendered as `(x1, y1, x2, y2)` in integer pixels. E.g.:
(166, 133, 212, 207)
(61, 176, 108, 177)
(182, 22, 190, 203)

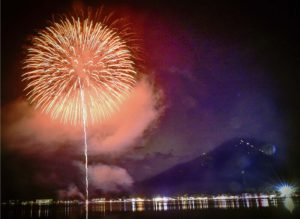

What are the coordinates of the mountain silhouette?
(135, 138, 284, 195)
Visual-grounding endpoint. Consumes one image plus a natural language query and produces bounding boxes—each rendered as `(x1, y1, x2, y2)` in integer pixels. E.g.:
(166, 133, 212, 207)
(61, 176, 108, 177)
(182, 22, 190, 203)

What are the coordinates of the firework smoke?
(3, 80, 161, 155)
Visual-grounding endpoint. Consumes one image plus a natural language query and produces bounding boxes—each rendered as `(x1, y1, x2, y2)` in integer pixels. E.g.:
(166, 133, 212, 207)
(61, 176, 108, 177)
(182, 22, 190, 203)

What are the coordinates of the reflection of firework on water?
(23, 10, 140, 125)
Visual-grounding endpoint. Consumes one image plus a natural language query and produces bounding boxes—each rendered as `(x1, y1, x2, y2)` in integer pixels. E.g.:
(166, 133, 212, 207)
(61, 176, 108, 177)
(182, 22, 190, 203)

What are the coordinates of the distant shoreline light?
(3, 192, 296, 206)
(276, 183, 297, 197)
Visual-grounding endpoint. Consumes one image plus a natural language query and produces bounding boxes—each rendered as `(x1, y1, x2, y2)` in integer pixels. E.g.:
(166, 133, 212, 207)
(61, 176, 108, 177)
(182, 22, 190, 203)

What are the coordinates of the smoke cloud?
(2, 78, 163, 194)
(88, 164, 133, 192)
(2, 78, 162, 155)
(57, 184, 85, 200)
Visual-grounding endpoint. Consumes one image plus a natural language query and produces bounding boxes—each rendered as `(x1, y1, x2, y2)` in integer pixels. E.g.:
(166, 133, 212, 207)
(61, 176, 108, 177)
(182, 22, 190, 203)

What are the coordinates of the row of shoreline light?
(4, 192, 297, 206)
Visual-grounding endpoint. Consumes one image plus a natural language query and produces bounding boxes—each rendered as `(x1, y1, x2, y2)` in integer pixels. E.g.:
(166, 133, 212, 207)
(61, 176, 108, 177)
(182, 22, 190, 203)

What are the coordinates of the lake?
(2, 196, 299, 219)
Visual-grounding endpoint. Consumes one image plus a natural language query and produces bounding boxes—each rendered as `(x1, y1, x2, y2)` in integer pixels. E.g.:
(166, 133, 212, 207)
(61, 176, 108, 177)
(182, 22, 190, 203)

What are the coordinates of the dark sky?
(2, 0, 300, 200)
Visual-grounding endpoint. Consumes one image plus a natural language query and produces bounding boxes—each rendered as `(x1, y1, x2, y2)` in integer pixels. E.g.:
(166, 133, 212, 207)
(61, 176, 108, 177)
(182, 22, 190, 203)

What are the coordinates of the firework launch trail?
(22, 9, 140, 218)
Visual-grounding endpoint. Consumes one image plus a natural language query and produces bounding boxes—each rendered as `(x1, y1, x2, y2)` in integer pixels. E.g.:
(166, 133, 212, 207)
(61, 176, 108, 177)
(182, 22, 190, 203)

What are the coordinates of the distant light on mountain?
(135, 138, 285, 195)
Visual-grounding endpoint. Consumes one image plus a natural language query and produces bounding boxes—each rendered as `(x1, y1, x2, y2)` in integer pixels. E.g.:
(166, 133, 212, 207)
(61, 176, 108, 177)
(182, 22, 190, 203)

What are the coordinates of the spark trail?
(79, 79, 89, 218)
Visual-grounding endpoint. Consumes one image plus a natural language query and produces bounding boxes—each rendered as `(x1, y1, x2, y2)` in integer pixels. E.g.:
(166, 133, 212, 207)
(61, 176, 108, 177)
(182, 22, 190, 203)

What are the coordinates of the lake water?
(2, 196, 300, 219)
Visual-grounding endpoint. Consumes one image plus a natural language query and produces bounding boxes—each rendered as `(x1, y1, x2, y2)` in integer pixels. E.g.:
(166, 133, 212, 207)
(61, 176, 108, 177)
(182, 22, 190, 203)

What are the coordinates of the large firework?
(23, 10, 140, 125)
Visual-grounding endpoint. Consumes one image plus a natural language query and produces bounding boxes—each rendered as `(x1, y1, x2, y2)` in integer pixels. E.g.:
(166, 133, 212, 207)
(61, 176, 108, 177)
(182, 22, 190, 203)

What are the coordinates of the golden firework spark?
(23, 10, 140, 125)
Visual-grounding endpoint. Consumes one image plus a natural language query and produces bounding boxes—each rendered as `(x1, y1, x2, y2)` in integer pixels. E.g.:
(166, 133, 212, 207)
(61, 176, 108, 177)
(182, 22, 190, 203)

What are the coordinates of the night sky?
(2, 0, 300, 200)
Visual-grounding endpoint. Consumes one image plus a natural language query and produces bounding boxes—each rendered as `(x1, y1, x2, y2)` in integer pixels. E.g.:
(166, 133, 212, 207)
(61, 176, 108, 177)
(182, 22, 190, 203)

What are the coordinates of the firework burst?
(23, 10, 140, 125)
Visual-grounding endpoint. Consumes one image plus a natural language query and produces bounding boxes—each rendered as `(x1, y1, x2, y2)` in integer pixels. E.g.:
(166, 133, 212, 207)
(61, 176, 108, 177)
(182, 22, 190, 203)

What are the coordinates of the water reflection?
(283, 197, 295, 213)
(3, 195, 298, 218)
(136, 200, 145, 211)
